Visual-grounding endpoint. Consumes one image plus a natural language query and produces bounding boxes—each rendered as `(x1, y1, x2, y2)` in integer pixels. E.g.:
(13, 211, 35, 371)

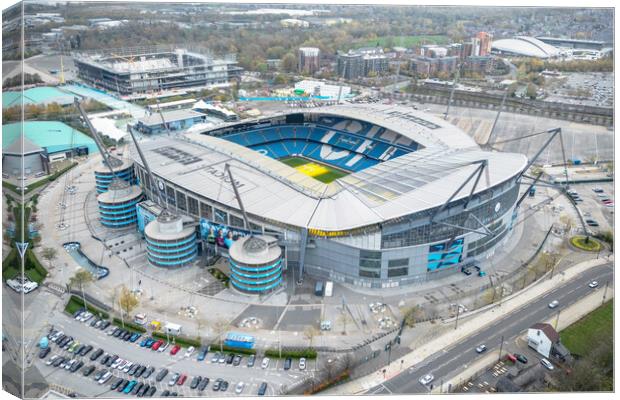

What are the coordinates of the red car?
(151, 340, 164, 351)
(170, 345, 181, 355)
(177, 374, 187, 386)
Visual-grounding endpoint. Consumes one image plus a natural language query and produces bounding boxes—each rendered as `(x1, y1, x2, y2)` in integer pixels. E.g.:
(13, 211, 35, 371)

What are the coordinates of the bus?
(324, 281, 333, 297)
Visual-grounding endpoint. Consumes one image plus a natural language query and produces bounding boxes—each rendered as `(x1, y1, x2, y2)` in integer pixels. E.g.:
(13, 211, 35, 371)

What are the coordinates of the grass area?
(152, 331, 202, 348)
(352, 35, 449, 49)
(561, 301, 612, 357)
(264, 348, 317, 359)
(279, 156, 349, 183)
(2, 248, 47, 283)
(2, 162, 78, 195)
(112, 318, 147, 333)
(64, 295, 110, 319)
(570, 235, 602, 252)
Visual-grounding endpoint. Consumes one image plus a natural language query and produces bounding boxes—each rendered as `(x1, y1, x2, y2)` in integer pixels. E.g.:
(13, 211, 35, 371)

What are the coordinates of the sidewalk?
(324, 256, 611, 394)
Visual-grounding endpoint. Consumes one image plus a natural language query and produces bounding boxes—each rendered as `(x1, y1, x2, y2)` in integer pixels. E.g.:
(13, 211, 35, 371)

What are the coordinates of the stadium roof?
(131, 104, 527, 232)
(491, 36, 560, 58)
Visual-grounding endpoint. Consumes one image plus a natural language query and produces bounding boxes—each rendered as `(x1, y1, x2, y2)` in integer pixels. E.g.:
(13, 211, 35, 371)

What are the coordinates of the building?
(294, 80, 351, 99)
(535, 36, 608, 51)
(491, 36, 561, 59)
(527, 323, 571, 360)
(129, 104, 527, 288)
(463, 56, 495, 75)
(229, 235, 283, 294)
(192, 101, 238, 122)
(144, 210, 198, 268)
(337, 47, 389, 79)
(2, 87, 76, 109)
(409, 56, 458, 77)
(74, 45, 243, 96)
(133, 109, 207, 135)
(2, 137, 47, 178)
(280, 18, 310, 28)
(97, 179, 144, 228)
(94, 157, 136, 193)
(298, 47, 320, 75)
(476, 32, 493, 56)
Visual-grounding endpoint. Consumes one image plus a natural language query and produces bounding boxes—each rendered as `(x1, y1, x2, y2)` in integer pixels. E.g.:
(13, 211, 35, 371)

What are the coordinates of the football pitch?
(279, 156, 349, 183)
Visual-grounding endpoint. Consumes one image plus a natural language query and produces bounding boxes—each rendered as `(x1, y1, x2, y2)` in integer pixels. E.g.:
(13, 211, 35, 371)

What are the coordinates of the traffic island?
(569, 235, 602, 252)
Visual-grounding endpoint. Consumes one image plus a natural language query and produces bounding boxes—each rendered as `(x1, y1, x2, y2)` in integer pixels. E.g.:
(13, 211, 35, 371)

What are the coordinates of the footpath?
(324, 256, 612, 394)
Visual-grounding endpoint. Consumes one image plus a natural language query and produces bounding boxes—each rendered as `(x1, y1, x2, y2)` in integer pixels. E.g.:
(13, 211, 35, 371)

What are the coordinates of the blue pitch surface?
(220, 119, 419, 173)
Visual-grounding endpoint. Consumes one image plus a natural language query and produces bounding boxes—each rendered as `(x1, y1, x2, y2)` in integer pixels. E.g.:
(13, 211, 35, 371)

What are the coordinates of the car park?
(261, 357, 270, 369)
(235, 382, 245, 394)
(299, 357, 306, 370)
(419, 374, 434, 385)
(515, 354, 528, 364)
(156, 368, 169, 382)
(258, 382, 268, 396)
(475, 345, 487, 353)
(548, 300, 559, 308)
(541, 358, 554, 370)
(197, 377, 210, 391)
(168, 372, 180, 386)
(170, 345, 181, 355)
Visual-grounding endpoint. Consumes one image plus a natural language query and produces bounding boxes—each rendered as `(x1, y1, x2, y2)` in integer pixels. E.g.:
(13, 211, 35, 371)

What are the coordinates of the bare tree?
(303, 326, 318, 348)
(212, 319, 229, 352)
(41, 247, 57, 270)
(69, 268, 94, 310)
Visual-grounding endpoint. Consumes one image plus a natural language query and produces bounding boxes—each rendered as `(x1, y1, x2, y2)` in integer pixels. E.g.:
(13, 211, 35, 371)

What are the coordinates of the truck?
(314, 281, 324, 297)
(324, 281, 333, 297)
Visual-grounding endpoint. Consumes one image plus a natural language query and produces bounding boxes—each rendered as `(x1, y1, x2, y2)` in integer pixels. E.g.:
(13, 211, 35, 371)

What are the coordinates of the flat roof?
(2, 121, 98, 155)
(131, 104, 527, 231)
(2, 87, 76, 109)
(136, 109, 206, 127)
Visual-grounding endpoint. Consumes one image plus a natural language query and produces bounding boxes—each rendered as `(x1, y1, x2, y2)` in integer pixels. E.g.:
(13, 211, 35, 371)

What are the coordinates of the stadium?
(131, 103, 528, 289)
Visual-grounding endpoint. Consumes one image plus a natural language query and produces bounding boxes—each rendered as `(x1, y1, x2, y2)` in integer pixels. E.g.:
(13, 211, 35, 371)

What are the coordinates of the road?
(367, 262, 613, 394)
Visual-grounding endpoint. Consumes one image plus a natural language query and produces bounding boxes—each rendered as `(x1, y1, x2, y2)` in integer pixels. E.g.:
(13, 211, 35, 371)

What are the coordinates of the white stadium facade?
(491, 36, 561, 59)
(131, 104, 528, 289)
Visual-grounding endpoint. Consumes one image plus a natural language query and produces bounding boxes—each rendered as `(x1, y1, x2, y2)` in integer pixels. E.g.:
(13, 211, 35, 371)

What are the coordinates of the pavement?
(325, 256, 613, 394)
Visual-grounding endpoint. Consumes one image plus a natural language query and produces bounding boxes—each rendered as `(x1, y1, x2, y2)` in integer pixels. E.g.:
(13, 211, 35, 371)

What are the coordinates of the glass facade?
(98, 194, 144, 228)
(94, 166, 135, 193)
(146, 231, 198, 267)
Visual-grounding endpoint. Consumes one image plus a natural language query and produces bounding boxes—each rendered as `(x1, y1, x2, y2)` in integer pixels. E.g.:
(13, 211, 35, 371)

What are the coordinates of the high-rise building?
(475, 32, 493, 56)
(337, 47, 389, 79)
(298, 47, 320, 75)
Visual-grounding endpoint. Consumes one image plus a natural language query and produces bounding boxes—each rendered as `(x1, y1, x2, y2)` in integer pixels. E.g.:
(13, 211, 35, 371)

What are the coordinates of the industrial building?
(73, 45, 243, 96)
(128, 104, 527, 288)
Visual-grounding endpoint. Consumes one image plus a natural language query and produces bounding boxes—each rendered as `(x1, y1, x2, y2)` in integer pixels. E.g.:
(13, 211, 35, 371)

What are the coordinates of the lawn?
(352, 35, 450, 49)
(560, 301, 613, 357)
(279, 156, 349, 183)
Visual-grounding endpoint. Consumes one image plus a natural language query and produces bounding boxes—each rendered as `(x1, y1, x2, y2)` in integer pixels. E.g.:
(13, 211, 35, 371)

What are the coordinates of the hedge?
(2, 248, 19, 281)
(209, 343, 257, 355)
(64, 295, 110, 319)
(2, 248, 48, 283)
(264, 348, 317, 359)
(25, 249, 47, 283)
(152, 331, 202, 348)
(112, 318, 147, 333)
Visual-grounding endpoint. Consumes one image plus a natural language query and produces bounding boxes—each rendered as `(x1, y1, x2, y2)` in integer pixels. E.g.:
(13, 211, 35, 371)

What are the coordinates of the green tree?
(281, 52, 297, 73)
(69, 268, 94, 311)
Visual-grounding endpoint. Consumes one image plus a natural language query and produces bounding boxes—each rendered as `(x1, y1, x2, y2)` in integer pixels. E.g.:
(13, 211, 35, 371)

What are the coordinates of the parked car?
(39, 347, 51, 359)
(79, 345, 93, 356)
(475, 345, 487, 353)
(419, 374, 434, 385)
(284, 357, 292, 370)
(261, 357, 270, 369)
(247, 354, 256, 367)
(110, 378, 125, 391)
(190, 376, 202, 389)
(82, 365, 96, 376)
(548, 300, 559, 309)
(211, 352, 220, 363)
(168, 373, 180, 386)
(226, 353, 235, 364)
(177, 374, 187, 386)
(142, 366, 155, 379)
(99, 371, 113, 384)
(90, 349, 104, 361)
(129, 333, 141, 342)
(151, 340, 164, 351)
(299, 357, 306, 370)
(146, 386, 157, 397)
(170, 345, 181, 355)
(70, 360, 84, 373)
(155, 368, 169, 382)
(158, 342, 169, 353)
(220, 381, 229, 392)
(184, 346, 195, 357)
(235, 382, 245, 394)
(541, 358, 555, 370)
(514, 354, 528, 364)
(131, 382, 144, 396)
(233, 355, 242, 366)
(258, 382, 268, 396)
(197, 347, 208, 361)
(218, 353, 227, 363)
(123, 380, 137, 394)
(46, 355, 59, 365)
(212, 378, 222, 391)
(197, 377, 210, 391)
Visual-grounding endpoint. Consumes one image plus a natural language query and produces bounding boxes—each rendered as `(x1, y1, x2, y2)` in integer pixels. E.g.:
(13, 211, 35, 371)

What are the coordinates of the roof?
(229, 235, 282, 265)
(2, 121, 98, 155)
(3, 136, 44, 155)
(529, 323, 560, 342)
(130, 104, 527, 232)
(137, 109, 206, 127)
(2, 87, 76, 109)
(492, 36, 560, 58)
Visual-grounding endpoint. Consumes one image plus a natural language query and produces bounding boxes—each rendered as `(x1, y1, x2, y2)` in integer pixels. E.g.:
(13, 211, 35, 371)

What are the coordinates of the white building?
(294, 80, 351, 99)
(527, 323, 559, 358)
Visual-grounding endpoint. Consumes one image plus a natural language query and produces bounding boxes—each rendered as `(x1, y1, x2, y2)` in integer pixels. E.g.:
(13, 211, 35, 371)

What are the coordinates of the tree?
(41, 247, 57, 270)
(212, 319, 229, 352)
(303, 326, 318, 348)
(338, 312, 351, 335)
(403, 304, 424, 327)
(526, 83, 538, 100)
(118, 285, 139, 321)
(69, 268, 94, 311)
(281, 52, 297, 73)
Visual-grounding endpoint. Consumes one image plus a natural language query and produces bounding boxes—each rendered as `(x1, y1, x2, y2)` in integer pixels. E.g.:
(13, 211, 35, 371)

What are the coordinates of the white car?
(46, 355, 59, 366)
(589, 281, 599, 288)
(299, 357, 306, 370)
(261, 357, 270, 369)
(540, 358, 554, 370)
(548, 300, 559, 309)
(122, 362, 134, 373)
(98, 371, 113, 384)
(475, 345, 487, 353)
(235, 381, 245, 394)
(6, 279, 23, 292)
(22, 281, 38, 293)
(419, 374, 434, 385)
(158, 342, 169, 352)
(184, 346, 195, 357)
(111, 358, 124, 369)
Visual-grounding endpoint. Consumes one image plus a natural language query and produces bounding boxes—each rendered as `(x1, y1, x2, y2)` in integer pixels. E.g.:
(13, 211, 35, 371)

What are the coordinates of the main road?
(367, 262, 613, 394)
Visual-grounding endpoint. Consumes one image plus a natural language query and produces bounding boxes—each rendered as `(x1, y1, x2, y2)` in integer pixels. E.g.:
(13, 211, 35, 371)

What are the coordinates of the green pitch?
(279, 156, 350, 183)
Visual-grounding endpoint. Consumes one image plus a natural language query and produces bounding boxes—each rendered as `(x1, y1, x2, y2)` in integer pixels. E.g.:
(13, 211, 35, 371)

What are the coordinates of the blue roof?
(2, 87, 76, 109)
(2, 121, 98, 155)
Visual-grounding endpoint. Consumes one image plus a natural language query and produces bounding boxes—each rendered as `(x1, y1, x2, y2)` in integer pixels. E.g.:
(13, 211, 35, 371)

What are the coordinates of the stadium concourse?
(129, 103, 527, 289)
